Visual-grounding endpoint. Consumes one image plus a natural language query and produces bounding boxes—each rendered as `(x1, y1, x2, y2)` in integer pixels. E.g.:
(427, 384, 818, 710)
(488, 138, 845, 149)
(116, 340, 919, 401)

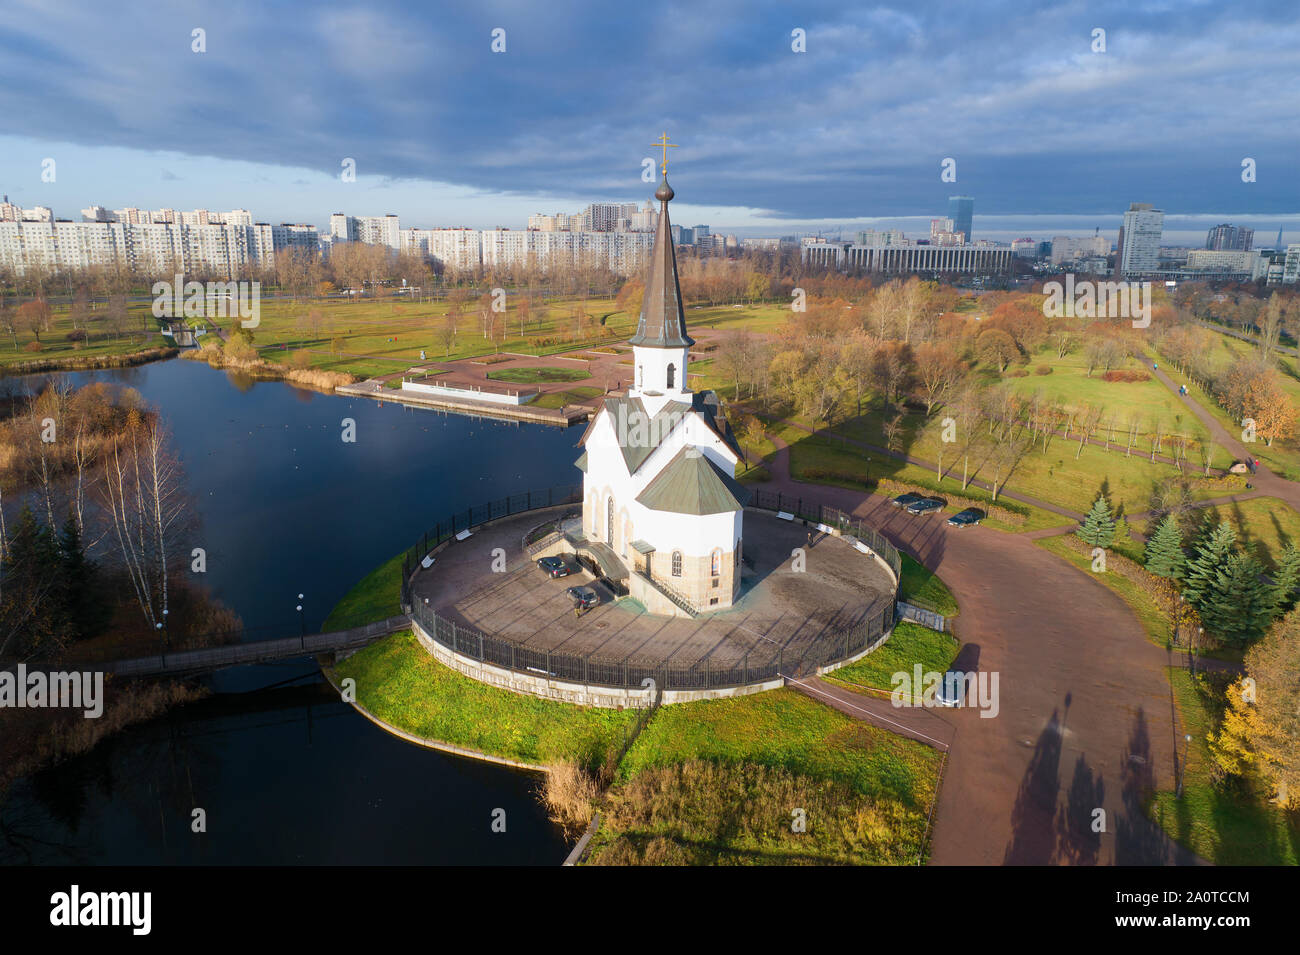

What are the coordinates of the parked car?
(566, 585, 600, 610)
(892, 492, 924, 508)
(537, 555, 575, 578)
(946, 507, 985, 528)
(904, 497, 947, 515)
(935, 670, 970, 706)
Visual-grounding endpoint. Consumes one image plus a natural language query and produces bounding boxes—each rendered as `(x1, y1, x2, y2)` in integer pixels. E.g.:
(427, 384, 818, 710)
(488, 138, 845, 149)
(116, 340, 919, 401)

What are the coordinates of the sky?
(1, 0, 1297, 244)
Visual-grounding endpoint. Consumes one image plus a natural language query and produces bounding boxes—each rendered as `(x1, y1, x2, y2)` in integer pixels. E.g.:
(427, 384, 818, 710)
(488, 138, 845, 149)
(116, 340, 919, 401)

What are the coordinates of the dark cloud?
(1, 0, 1296, 216)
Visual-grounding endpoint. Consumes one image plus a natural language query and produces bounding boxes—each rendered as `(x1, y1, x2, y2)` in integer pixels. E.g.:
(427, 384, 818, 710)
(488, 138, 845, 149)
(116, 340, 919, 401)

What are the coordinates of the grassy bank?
(1149, 668, 1299, 865)
(322, 550, 405, 631)
(586, 688, 943, 865)
(328, 631, 638, 772)
(898, 554, 959, 616)
(823, 622, 960, 701)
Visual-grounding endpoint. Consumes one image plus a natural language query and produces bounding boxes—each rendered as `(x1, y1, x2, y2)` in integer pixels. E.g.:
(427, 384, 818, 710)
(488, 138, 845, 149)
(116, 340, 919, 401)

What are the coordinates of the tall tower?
(627, 172, 694, 415)
(948, 196, 974, 243)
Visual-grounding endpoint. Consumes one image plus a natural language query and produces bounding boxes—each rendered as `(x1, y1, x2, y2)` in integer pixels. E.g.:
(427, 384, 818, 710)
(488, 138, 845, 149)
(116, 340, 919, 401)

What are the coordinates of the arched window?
(711, 549, 721, 577)
(606, 496, 615, 546)
(636, 365, 643, 389)
(671, 551, 683, 577)
(666, 362, 676, 390)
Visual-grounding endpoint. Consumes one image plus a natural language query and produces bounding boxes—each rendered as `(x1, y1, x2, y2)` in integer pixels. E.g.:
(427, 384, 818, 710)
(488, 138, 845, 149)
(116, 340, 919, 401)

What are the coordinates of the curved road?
(756, 437, 1204, 865)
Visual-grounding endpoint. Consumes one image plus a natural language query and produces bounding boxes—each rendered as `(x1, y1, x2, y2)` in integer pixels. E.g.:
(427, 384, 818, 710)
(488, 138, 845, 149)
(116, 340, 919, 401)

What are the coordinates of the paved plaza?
(410, 507, 895, 669)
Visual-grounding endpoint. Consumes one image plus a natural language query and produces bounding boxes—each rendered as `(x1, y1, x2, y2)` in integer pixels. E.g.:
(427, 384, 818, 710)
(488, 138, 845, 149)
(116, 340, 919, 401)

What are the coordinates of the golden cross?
(651, 131, 678, 176)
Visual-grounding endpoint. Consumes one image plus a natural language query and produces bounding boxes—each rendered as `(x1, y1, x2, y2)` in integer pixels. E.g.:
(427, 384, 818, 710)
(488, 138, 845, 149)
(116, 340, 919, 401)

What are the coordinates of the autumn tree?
(975, 327, 1018, 373)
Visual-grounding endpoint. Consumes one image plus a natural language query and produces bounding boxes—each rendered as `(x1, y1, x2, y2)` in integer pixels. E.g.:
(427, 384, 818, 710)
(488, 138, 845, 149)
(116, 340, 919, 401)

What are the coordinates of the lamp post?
(297, 594, 305, 647)
(1177, 733, 1192, 798)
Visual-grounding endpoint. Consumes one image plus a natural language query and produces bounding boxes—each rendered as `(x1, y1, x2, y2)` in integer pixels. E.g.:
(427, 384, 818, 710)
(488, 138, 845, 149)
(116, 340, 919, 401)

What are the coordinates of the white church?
(574, 167, 749, 616)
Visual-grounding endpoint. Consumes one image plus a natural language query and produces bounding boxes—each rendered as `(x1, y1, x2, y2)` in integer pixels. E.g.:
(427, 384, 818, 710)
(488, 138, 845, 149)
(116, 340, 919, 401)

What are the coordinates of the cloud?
(0, 0, 1295, 221)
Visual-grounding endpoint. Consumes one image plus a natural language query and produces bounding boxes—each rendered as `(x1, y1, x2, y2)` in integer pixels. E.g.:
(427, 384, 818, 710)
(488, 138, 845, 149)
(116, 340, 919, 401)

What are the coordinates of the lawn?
(328, 630, 639, 772)
(897, 553, 959, 616)
(586, 687, 944, 865)
(1194, 496, 1300, 571)
(530, 385, 603, 408)
(1148, 668, 1299, 865)
(823, 622, 959, 701)
(488, 366, 591, 384)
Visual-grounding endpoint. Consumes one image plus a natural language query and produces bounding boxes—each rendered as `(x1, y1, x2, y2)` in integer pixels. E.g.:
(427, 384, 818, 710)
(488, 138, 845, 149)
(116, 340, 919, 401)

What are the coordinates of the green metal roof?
(574, 450, 588, 472)
(635, 446, 750, 515)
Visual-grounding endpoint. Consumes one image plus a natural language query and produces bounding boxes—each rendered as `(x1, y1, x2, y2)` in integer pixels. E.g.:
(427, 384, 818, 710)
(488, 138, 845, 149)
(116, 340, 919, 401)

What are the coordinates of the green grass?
(823, 622, 959, 700)
(587, 687, 943, 864)
(1149, 668, 1300, 865)
(322, 550, 405, 631)
(1195, 496, 1300, 572)
(329, 630, 639, 771)
(530, 385, 603, 408)
(487, 366, 590, 384)
(898, 554, 959, 616)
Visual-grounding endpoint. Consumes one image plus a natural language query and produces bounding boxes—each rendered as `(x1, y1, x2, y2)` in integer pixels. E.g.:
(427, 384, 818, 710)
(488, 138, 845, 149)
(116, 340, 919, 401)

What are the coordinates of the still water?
(1, 358, 582, 865)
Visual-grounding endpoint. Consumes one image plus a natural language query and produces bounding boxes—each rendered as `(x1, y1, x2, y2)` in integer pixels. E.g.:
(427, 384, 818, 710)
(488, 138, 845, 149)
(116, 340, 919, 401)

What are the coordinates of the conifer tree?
(1076, 493, 1116, 548)
(1143, 514, 1186, 579)
(1182, 519, 1237, 609)
(1268, 542, 1300, 618)
(1200, 552, 1271, 646)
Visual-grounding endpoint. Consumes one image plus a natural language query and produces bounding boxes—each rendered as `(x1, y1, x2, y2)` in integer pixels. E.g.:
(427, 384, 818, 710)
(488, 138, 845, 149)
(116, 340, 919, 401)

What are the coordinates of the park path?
(751, 464, 1204, 865)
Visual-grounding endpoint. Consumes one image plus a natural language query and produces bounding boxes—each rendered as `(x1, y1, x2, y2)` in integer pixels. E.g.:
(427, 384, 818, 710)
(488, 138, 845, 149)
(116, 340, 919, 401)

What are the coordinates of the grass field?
(530, 385, 603, 408)
(488, 366, 590, 384)
(1194, 496, 1300, 571)
(1149, 668, 1299, 865)
(329, 630, 639, 772)
(587, 687, 944, 865)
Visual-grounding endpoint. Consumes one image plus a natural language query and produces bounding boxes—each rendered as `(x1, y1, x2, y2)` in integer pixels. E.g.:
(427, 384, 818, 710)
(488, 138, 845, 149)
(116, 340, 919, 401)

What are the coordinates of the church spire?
(628, 135, 694, 350)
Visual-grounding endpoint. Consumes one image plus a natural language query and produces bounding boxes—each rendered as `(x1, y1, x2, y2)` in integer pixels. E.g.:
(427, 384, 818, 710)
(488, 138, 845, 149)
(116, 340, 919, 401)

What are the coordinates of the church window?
(666, 362, 676, 389)
(671, 551, 682, 576)
(711, 549, 721, 577)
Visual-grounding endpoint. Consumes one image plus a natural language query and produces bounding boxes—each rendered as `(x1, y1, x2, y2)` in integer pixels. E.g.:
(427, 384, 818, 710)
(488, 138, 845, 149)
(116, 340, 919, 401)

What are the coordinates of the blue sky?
(1, 0, 1297, 242)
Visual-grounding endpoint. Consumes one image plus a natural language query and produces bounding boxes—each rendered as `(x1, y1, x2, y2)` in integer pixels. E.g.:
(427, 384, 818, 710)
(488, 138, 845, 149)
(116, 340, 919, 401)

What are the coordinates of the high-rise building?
(329, 214, 400, 250)
(1205, 223, 1254, 251)
(948, 196, 974, 242)
(1116, 203, 1163, 278)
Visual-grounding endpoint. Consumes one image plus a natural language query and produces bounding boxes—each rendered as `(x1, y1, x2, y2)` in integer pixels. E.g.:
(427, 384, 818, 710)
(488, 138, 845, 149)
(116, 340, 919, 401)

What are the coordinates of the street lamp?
(296, 594, 305, 644)
(1177, 733, 1192, 798)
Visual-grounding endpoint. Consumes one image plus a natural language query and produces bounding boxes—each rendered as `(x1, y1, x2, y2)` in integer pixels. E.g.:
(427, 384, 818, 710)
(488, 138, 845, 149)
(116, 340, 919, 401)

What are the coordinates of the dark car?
(537, 555, 575, 578)
(904, 496, 947, 515)
(566, 585, 600, 610)
(946, 507, 985, 528)
(892, 492, 925, 508)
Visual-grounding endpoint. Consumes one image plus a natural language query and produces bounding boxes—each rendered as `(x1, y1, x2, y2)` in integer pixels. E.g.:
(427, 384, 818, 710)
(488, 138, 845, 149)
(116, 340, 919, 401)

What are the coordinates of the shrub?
(288, 349, 313, 370)
(1102, 370, 1151, 383)
(24, 340, 42, 352)
(1035, 364, 1053, 375)
(66, 329, 88, 342)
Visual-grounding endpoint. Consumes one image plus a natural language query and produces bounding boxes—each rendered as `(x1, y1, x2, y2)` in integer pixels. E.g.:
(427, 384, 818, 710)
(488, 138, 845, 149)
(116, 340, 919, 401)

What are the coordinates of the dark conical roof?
(628, 176, 694, 349)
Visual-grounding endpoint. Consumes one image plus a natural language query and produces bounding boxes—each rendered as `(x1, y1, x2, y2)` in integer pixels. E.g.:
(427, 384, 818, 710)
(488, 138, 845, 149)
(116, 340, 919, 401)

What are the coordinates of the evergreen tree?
(0, 505, 68, 658)
(1143, 514, 1186, 579)
(1200, 552, 1272, 646)
(1183, 519, 1237, 609)
(1268, 542, 1300, 618)
(1076, 494, 1116, 548)
(57, 512, 110, 641)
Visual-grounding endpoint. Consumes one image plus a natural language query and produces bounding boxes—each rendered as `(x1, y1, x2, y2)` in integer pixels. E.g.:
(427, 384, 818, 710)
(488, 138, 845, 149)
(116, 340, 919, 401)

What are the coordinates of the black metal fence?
(400, 484, 583, 605)
(410, 598, 893, 691)
(746, 488, 903, 579)
(399, 484, 903, 692)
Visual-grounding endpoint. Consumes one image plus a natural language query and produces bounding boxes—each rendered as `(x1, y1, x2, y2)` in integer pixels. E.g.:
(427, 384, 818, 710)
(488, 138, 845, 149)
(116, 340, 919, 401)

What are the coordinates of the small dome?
(655, 178, 674, 202)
